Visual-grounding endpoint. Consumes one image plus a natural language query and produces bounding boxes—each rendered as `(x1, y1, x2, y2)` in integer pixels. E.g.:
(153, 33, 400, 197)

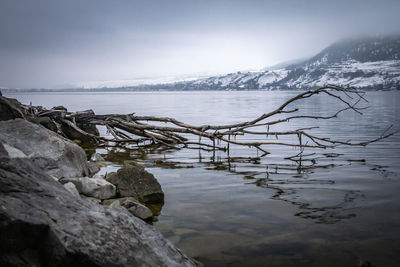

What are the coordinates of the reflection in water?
(97, 144, 387, 225)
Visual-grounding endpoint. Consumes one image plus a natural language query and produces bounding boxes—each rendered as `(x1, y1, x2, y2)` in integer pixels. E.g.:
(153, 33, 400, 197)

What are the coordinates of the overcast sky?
(1, 0, 399, 88)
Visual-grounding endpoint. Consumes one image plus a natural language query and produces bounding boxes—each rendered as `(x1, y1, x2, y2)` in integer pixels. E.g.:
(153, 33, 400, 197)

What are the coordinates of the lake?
(5, 90, 400, 266)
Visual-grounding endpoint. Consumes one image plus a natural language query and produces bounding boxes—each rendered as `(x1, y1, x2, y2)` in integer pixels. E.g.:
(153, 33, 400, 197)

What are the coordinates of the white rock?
(60, 177, 116, 200)
(63, 182, 80, 198)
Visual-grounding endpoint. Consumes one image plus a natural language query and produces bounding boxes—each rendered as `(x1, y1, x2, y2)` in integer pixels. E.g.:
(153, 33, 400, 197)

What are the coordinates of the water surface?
(6, 90, 400, 266)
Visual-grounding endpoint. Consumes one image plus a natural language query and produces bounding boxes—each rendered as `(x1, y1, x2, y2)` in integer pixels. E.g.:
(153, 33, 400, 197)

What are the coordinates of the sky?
(0, 0, 400, 89)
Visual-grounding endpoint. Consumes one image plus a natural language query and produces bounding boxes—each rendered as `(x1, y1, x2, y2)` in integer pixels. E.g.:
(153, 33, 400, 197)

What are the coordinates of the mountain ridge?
(149, 35, 400, 91)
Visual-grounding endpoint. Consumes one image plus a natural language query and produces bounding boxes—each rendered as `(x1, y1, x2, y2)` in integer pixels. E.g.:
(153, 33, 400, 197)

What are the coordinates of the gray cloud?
(1, 0, 399, 88)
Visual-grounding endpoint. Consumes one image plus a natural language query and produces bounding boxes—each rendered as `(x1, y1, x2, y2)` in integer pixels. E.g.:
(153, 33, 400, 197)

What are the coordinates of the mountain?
(153, 36, 400, 91)
(4, 36, 399, 92)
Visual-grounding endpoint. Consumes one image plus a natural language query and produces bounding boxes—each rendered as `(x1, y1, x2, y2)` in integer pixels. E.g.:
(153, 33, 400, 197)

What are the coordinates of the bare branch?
(17, 86, 396, 161)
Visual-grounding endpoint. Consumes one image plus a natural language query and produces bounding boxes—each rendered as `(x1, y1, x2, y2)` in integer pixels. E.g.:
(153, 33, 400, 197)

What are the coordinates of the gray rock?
(2, 144, 27, 158)
(0, 119, 89, 179)
(0, 96, 24, 121)
(63, 182, 80, 198)
(87, 162, 101, 176)
(90, 153, 105, 162)
(0, 153, 195, 267)
(102, 197, 153, 220)
(60, 177, 116, 200)
(107, 162, 164, 203)
(123, 199, 153, 220)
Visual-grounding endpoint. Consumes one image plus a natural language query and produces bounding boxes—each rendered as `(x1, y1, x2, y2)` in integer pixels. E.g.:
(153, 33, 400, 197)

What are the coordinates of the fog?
(1, 0, 399, 88)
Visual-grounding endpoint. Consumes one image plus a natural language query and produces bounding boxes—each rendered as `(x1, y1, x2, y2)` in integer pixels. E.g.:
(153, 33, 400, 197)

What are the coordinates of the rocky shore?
(0, 94, 197, 266)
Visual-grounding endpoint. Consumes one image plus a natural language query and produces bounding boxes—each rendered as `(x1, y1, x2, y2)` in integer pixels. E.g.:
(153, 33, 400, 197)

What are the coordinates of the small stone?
(128, 201, 153, 220)
(63, 182, 80, 198)
(104, 197, 153, 220)
(60, 177, 116, 200)
(80, 177, 116, 200)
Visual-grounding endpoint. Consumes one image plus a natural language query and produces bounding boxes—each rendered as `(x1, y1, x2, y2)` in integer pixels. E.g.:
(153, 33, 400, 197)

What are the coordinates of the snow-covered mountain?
(4, 36, 399, 92)
(160, 36, 400, 90)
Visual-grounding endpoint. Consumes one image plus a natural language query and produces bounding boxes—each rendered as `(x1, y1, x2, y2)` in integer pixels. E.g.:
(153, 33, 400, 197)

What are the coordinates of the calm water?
(5, 90, 400, 266)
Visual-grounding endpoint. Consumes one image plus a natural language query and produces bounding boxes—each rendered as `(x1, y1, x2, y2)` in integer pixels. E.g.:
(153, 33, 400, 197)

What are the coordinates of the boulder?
(63, 182, 80, 198)
(0, 147, 195, 267)
(0, 119, 89, 179)
(60, 177, 116, 200)
(107, 163, 164, 203)
(0, 96, 24, 121)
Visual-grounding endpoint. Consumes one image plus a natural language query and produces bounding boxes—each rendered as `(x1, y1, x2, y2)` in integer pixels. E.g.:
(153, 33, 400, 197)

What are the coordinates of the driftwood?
(4, 86, 397, 159)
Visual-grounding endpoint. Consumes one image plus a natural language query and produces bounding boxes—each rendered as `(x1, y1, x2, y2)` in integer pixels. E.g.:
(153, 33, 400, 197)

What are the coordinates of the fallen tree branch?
(6, 86, 396, 159)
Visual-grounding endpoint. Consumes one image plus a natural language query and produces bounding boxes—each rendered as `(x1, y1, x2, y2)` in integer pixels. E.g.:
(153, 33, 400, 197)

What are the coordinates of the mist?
(1, 0, 399, 89)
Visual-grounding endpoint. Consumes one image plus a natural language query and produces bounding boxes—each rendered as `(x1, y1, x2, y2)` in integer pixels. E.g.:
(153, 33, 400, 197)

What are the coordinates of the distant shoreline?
(1, 86, 398, 93)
